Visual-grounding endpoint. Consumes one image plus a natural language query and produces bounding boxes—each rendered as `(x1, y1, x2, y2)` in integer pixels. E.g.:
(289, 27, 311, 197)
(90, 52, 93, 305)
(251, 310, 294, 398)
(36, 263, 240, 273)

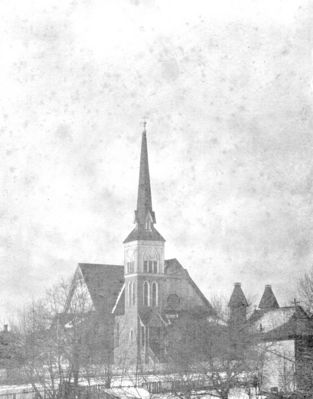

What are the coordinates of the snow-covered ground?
(152, 389, 267, 399)
(0, 377, 268, 399)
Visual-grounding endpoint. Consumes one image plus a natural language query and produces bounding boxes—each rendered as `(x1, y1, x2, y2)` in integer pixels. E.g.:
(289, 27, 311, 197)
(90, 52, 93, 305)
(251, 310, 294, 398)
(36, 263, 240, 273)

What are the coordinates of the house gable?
(65, 267, 95, 313)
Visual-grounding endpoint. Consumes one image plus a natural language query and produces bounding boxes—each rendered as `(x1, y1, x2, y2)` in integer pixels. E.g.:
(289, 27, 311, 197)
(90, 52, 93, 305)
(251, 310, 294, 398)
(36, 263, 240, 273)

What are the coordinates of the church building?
(65, 127, 214, 369)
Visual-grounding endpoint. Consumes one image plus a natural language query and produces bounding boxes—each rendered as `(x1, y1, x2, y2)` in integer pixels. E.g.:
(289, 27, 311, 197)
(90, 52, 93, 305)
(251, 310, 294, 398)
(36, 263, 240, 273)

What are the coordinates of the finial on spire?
(142, 119, 147, 132)
(123, 124, 165, 244)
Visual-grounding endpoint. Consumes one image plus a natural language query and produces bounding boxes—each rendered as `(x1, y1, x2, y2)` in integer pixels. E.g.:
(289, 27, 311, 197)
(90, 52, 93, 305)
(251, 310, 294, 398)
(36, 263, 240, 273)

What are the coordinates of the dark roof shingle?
(78, 263, 124, 313)
(123, 226, 165, 243)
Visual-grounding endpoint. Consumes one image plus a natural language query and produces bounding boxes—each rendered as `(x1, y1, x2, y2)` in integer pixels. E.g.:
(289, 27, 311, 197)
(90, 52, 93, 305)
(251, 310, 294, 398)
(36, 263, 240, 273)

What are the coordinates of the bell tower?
(121, 125, 165, 366)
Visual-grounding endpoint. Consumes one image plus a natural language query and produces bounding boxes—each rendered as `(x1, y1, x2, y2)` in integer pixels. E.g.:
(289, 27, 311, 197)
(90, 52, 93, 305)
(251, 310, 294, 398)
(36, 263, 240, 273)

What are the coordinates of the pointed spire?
(135, 125, 155, 226)
(123, 124, 165, 244)
(258, 285, 279, 310)
(228, 283, 249, 308)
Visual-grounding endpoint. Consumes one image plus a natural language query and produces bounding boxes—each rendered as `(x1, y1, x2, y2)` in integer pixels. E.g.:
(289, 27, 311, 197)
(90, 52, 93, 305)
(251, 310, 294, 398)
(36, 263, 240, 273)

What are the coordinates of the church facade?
(62, 129, 313, 394)
(66, 128, 214, 369)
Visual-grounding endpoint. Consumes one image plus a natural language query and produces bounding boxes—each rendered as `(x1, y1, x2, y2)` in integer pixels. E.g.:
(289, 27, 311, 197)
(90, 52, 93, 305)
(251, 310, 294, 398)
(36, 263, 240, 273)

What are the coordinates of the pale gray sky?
(0, 0, 313, 321)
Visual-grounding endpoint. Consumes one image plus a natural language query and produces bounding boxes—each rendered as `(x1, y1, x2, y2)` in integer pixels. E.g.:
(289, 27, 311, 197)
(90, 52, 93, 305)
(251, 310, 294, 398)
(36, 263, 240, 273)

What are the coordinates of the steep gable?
(65, 267, 95, 313)
(164, 258, 215, 315)
(80, 263, 124, 313)
(164, 259, 186, 276)
(66, 263, 124, 314)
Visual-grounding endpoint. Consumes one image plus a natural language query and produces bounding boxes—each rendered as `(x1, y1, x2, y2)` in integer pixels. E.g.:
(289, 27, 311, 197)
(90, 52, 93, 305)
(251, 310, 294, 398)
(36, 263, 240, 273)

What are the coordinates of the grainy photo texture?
(0, 1, 313, 398)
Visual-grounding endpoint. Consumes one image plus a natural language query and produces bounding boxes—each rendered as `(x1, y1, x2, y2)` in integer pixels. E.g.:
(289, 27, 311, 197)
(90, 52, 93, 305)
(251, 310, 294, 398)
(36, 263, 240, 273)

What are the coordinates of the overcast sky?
(0, 0, 313, 322)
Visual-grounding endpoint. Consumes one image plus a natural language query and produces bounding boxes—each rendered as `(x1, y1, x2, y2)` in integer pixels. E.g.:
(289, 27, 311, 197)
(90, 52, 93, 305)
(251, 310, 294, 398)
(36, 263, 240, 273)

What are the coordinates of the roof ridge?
(79, 263, 123, 268)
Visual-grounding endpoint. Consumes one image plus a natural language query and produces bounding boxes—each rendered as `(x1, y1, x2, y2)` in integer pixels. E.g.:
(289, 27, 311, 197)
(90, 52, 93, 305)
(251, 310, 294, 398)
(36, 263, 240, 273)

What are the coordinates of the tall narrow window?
(126, 262, 134, 273)
(151, 282, 158, 307)
(145, 219, 151, 230)
(141, 326, 145, 347)
(143, 260, 158, 273)
(129, 329, 134, 343)
(144, 261, 148, 273)
(153, 261, 158, 273)
(143, 281, 149, 306)
(132, 281, 136, 305)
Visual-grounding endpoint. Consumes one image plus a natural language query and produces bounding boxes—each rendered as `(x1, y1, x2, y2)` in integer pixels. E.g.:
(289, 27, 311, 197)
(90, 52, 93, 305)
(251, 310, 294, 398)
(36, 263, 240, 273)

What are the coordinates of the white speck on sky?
(0, 0, 313, 321)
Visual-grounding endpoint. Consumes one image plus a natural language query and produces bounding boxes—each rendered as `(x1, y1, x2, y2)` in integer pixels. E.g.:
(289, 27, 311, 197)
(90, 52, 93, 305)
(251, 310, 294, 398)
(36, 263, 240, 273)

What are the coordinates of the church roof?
(78, 263, 124, 312)
(165, 258, 215, 315)
(185, 270, 216, 314)
(250, 305, 313, 340)
(123, 225, 165, 244)
(258, 285, 279, 310)
(164, 258, 187, 276)
(228, 283, 249, 308)
(124, 128, 165, 243)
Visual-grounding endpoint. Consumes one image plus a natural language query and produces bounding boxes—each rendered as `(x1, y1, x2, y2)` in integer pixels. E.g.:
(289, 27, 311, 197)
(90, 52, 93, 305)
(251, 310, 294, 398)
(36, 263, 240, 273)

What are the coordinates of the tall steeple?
(123, 126, 165, 244)
(135, 126, 155, 227)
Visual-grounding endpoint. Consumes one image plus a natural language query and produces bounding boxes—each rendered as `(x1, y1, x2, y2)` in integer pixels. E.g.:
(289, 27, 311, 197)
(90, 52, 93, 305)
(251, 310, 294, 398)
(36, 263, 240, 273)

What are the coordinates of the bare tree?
(298, 269, 313, 314)
(14, 279, 116, 398)
(164, 306, 265, 399)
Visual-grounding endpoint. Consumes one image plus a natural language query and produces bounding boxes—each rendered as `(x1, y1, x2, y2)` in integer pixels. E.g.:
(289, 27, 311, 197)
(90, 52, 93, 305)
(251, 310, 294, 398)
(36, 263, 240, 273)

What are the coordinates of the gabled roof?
(257, 306, 313, 340)
(77, 263, 124, 313)
(164, 258, 215, 315)
(248, 309, 265, 324)
(258, 285, 279, 310)
(228, 283, 248, 308)
(164, 258, 186, 276)
(185, 270, 216, 315)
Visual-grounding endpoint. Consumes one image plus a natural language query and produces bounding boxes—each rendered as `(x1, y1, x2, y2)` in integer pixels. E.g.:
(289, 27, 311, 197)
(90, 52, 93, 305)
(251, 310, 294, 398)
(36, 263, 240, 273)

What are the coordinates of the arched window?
(151, 282, 158, 307)
(132, 281, 136, 305)
(143, 281, 150, 306)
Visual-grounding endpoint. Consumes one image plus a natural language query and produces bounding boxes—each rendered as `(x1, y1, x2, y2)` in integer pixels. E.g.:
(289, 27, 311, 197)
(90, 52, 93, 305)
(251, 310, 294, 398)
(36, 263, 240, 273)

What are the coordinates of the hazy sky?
(0, 0, 313, 321)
